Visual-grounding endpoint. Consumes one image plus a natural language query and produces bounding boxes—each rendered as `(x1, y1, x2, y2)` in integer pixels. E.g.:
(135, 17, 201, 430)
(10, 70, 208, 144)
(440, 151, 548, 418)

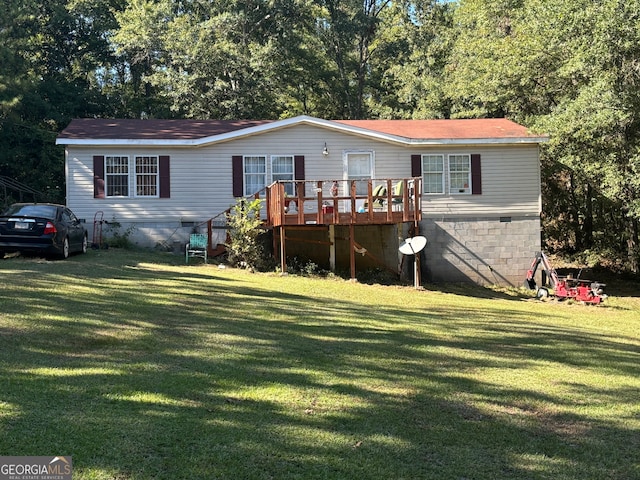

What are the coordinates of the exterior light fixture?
(322, 143, 329, 156)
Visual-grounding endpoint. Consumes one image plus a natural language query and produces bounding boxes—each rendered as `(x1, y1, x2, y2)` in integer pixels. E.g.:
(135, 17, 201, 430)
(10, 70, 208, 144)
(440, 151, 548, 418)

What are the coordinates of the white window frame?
(422, 154, 445, 195)
(271, 155, 295, 196)
(448, 154, 471, 195)
(134, 155, 159, 198)
(105, 155, 130, 197)
(243, 155, 267, 196)
(343, 151, 375, 195)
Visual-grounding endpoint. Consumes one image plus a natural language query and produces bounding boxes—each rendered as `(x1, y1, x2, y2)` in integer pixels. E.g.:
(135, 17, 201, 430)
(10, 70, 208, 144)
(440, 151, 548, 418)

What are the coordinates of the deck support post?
(413, 221, 422, 289)
(329, 225, 336, 272)
(414, 251, 421, 289)
(397, 224, 404, 275)
(349, 223, 356, 280)
(280, 226, 287, 274)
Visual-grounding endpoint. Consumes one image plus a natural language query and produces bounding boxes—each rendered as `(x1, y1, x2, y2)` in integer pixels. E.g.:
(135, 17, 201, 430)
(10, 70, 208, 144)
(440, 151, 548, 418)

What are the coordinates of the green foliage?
(5, 0, 640, 270)
(225, 198, 269, 271)
(375, 0, 455, 119)
(443, 0, 640, 271)
(285, 256, 326, 276)
(103, 217, 137, 249)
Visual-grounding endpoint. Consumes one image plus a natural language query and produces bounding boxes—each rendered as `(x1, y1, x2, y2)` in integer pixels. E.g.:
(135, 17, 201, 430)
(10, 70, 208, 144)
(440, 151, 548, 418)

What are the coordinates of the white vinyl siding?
(64, 124, 541, 226)
(420, 147, 541, 217)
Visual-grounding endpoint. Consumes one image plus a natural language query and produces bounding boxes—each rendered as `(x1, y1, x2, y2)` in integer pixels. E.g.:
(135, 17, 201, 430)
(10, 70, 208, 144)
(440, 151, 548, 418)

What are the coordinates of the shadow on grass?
(1, 251, 639, 479)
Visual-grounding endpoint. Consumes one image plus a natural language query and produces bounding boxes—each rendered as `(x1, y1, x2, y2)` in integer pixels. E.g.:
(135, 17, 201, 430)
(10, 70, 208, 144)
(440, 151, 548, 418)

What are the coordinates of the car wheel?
(61, 237, 70, 259)
(81, 235, 88, 254)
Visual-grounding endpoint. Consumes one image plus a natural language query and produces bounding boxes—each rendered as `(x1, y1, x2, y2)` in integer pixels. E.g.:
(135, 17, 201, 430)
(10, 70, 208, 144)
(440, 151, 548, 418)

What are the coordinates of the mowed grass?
(0, 249, 638, 480)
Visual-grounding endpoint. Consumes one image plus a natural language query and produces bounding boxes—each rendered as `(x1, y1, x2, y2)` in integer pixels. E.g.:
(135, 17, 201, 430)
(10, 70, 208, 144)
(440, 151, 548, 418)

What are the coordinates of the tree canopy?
(1, 0, 639, 270)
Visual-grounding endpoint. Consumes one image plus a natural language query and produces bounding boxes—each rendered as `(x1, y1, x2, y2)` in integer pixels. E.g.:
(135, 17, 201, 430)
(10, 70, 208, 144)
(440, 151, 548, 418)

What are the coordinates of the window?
(94, 155, 169, 199)
(418, 153, 478, 195)
(422, 155, 444, 194)
(449, 154, 471, 194)
(345, 152, 374, 195)
(135, 156, 159, 197)
(244, 156, 267, 196)
(271, 155, 294, 196)
(234, 155, 302, 197)
(61, 209, 72, 224)
(105, 156, 129, 197)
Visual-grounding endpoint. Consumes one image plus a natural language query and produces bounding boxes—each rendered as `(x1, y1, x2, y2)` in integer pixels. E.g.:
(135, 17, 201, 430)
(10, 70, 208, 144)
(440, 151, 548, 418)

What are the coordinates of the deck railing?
(265, 178, 422, 227)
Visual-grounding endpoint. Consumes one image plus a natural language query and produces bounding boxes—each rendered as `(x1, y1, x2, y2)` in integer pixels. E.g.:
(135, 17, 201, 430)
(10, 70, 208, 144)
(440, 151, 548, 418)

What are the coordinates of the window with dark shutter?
(93, 155, 105, 199)
(232, 155, 244, 197)
(471, 154, 482, 195)
(159, 156, 170, 198)
(411, 154, 422, 178)
(294, 155, 305, 180)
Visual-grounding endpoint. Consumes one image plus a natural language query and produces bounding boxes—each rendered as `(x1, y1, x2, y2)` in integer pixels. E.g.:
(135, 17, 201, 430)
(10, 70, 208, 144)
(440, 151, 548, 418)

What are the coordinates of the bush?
(225, 198, 273, 271)
(103, 218, 136, 249)
(286, 256, 327, 276)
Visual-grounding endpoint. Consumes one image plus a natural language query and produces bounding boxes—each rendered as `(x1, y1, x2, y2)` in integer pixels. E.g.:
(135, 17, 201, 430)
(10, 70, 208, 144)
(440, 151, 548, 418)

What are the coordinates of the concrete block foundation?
(420, 216, 541, 286)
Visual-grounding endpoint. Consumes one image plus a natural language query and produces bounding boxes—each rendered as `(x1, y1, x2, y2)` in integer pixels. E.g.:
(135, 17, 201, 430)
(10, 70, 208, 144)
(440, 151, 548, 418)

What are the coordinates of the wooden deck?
(201, 178, 422, 279)
(265, 178, 422, 228)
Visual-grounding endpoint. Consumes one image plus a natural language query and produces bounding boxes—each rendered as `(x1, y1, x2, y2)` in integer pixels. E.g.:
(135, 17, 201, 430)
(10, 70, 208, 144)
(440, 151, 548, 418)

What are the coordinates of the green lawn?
(1, 249, 639, 480)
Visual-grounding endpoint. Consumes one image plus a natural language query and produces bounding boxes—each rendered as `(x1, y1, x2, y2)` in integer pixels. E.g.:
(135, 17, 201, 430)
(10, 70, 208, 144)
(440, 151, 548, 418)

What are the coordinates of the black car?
(0, 203, 88, 259)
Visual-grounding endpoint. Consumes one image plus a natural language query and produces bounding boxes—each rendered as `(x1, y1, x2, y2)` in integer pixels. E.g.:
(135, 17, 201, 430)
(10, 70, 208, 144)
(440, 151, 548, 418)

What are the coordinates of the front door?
(343, 151, 374, 211)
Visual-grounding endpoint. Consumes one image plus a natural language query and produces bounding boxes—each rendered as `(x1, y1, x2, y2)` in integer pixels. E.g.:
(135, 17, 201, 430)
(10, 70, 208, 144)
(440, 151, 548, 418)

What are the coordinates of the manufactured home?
(56, 115, 547, 285)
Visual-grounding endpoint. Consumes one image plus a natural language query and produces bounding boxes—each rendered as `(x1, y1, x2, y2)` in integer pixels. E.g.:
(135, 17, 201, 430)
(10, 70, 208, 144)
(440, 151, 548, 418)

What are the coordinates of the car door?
(63, 208, 84, 251)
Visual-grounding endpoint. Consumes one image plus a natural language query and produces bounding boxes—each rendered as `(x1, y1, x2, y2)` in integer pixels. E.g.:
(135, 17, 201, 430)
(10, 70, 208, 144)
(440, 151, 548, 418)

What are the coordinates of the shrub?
(103, 218, 136, 249)
(225, 198, 272, 271)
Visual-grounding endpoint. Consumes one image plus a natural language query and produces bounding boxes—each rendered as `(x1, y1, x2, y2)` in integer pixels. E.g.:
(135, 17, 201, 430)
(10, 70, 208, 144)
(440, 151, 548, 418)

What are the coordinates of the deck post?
(329, 225, 336, 272)
(413, 223, 422, 288)
(397, 224, 404, 275)
(349, 223, 356, 280)
(280, 226, 287, 274)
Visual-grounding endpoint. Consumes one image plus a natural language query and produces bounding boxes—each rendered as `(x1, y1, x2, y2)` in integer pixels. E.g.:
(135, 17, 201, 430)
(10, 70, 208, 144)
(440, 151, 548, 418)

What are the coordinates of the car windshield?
(2, 204, 58, 219)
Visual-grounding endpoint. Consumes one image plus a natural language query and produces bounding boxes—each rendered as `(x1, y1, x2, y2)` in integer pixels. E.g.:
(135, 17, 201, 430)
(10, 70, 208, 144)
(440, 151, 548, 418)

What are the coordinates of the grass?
(0, 249, 639, 480)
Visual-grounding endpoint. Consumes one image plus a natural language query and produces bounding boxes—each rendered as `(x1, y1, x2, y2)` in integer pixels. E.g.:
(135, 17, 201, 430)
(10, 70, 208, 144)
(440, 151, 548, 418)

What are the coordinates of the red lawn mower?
(525, 251, 607, 304)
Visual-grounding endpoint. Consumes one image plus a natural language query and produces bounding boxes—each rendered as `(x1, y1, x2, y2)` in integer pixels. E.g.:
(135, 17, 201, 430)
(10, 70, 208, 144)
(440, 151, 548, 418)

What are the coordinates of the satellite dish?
(399, 236, 427, 256)
(399, 236, 427, 289)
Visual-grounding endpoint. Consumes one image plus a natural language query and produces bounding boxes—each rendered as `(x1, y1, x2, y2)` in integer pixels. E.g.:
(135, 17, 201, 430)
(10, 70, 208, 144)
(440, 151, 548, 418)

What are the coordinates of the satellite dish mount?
(398, 236, 427, 289)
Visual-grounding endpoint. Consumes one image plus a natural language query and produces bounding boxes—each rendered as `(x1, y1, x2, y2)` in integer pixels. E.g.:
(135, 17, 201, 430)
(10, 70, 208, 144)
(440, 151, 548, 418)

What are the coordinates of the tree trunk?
(583, 183, 593, 247)
(568, 172, 581, 251)
(628, 217, 639, 273)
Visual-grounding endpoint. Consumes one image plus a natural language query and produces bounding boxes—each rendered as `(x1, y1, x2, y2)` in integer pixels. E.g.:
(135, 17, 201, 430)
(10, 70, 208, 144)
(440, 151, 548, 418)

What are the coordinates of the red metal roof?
(57, 117, 543, 142)
(335, 118, 536, 139)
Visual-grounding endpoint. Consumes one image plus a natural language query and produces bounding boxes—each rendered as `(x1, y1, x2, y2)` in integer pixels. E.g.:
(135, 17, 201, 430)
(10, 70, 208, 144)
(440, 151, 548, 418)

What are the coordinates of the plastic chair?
(185, 233, 208, 264)
(364, 184, 387, 210)
(392, 181, 404, 211)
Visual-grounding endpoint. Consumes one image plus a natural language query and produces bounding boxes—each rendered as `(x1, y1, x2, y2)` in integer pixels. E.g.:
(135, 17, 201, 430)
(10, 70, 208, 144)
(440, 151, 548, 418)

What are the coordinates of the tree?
(111, 0, 174, 118)
(444, 0, 640, 271)
(0, 0, 122, 201)
(112, 0, 330, 119)
(528, 0, 640, 271)
(316, 0, 397, 119)
(371, 0, 455, 119)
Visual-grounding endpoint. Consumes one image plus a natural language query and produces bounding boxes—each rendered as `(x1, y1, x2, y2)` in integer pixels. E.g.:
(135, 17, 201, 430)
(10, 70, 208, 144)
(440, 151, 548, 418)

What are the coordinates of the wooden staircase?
(203, 209, 231, 258)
